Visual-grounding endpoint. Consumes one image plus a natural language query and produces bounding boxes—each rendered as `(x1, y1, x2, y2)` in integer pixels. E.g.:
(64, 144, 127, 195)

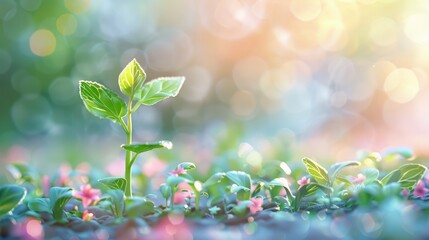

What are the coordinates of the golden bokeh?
(29, 29, 56, 57)
(384, 68, 420, 103)
(56, 14, 77, 36)
(64, 0, 91, 14)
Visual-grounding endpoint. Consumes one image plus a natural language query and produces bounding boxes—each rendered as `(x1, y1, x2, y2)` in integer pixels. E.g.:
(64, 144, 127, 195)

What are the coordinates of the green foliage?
(329, 161, 360, 180)
(203, 173, 226, 188)
(49, 187, 72, 222)
(78, 59, 185, 197)
(125, 197, 155, 218)
(0, 185, 27, 217)
(121, 141, 172, 154)
(225, 171, 251, 200)
(106, 190, 125, 218)
(6, 163, 39, 184)
(381, 163, 427, 188)
(294, 183, 333, 211)
(28, 198, 51, 214)
(118, 59, 146, 97)
(268, 178, 294, 205)
(178, 162, 196, 171)
(98, 177, 127, 192)
(362, 168, 379, 185)
(251, 182, 264, 197)
(160, 184, 171, 200)
(134, 77, 185, 106)
(302, 158, 330, 185)
(79, 81, 127, 123)
(232, 200, 251, 217)
(167, 176, 191, 186)
(357, 183, 401, 207)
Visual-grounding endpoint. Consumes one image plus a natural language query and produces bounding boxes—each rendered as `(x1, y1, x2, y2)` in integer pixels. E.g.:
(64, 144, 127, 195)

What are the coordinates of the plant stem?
(190, 184, 200, 211)
(125, 98, 133, 197)
(170, 186, 176, 209)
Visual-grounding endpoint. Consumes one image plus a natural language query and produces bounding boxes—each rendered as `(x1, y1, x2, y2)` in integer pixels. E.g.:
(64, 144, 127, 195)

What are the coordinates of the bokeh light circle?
(29, 29, 56, 57)
(404, 14, 429, 44)
(384, 68, 420, 103)
(199, 0, 265, 40)
(289, 0, 322, 22)
(369, 17, 397, 47)
(64, 0, 91, 14)
(56, 14, 77, 36)
(11, 95, 52, 135)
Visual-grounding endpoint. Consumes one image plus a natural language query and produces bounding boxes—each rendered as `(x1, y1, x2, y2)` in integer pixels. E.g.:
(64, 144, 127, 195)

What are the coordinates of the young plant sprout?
(79, 59, 185, 197)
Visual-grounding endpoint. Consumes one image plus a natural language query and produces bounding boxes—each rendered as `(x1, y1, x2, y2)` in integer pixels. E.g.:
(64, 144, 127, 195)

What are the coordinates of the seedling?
(79, 59, 185, 197)
(28, 187, 72, 223)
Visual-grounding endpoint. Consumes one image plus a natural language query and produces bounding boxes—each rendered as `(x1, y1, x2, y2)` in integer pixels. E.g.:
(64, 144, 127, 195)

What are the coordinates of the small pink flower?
(248, 197, 263, 215)
(169, 165, 186, 176)
(413, 180, 428, 198)
(401, 188, 410, 197)
(73, 184, 101, 208)
(82, 210, 94, 222)
(351, 173, 366, 184)
(297, 177, 310, 187)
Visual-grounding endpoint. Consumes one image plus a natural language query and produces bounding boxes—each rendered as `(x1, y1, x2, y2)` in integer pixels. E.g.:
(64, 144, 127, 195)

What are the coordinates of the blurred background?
(1, 0, 429, 175)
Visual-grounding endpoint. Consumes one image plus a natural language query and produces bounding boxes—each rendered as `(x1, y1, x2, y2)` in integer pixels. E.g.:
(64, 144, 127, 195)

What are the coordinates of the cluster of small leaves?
(0, 148, 428, 232)
(79, 59, 184, 125)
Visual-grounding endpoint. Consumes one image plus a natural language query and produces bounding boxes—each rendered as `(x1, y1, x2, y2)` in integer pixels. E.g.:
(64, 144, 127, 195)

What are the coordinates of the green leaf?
(203, 173, 226, 188)
(49, 187, 72, 222)
(230, 185, 250, 194)
(178, 173, 195, 183)
(118, 59, 146, 97)
(6, 164, 38, 184)
(225, 171, 251, 189)
(381, 163, 427, 188)
(383, 182, 401, 198)
(268, 178, 294, 205)
(79, 80, 126, 122)
(121, 141, 172, 154)
(363, 168, 379, 185)
(335, 176, 353, 187)
(98, 177, 127, 191)
(0, 185, 27, 216)
(125, 197, 155, 218)
(226, 171, 251, 200)
(329, 161, 360, 180)
(232, 200, 251, 217)
(178, 162, 196, 171)
(135, 77, 185, 106)
(251, 182, 264, 197)
(167, 176, 191, 186)
(28, 198, 51, 214)
(160, 184, 171, 199)
(106, 190, 125, 218)
(302, 158, 329, 186)
(209, 206, 221, 215)
(357, 183, 382, 207)
(295, 183, 332, 211)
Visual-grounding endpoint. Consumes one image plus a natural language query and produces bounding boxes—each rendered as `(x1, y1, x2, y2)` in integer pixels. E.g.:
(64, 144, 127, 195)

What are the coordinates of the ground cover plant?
(2, 61, 429, 239)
